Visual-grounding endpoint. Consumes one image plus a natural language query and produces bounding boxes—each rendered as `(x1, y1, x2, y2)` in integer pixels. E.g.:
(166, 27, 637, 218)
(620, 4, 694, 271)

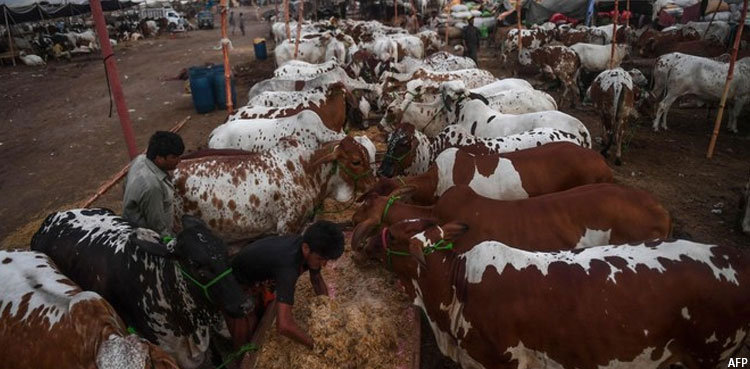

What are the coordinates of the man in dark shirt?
(462, 16, 481, 64)
(229, 220, 345, 348)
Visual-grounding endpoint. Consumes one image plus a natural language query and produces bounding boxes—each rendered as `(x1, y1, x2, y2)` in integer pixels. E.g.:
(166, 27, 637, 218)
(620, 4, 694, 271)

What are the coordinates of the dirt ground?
(1, 13, 749, 369)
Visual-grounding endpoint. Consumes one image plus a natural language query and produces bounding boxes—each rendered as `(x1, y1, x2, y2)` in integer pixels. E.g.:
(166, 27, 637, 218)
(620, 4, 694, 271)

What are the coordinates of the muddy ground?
(1, 13, 749, 369)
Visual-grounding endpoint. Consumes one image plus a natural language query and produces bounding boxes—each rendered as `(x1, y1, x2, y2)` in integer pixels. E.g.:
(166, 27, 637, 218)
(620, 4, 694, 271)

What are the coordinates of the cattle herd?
(2, 15, 750, 369)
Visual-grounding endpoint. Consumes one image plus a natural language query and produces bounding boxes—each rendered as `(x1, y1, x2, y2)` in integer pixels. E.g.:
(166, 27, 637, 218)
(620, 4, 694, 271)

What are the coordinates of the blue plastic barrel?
(254, 38, 267, 60)
(210, 65, 237, 109)
(188, 67, 216, 114)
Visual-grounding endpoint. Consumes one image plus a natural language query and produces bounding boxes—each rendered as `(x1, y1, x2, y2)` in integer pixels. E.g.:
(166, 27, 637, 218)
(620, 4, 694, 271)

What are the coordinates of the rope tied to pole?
(102, 52, 115, 118)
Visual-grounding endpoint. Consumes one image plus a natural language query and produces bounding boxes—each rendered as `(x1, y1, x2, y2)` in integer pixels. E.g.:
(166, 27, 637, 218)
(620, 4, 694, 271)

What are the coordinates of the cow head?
(378, 123, 418, 178)
(351, 186, 417, 251)
(309, 136, 375, 202)
(130, 216, 252, 318)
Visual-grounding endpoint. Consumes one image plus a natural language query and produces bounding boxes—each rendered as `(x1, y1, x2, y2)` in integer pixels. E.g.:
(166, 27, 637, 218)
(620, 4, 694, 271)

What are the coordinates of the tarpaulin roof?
(1, 0, 137, 23)
(503, 0, 592, 23)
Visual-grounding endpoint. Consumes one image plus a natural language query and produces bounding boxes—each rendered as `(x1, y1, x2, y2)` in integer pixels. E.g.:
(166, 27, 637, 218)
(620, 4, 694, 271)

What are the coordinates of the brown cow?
(368, 143, 612, 205)
(588, 68, 637, 165)
(351, 184, 671, 252)
(635, 28, 699, 57)
(0, 250, 179, 369)
(518, 45, 581, 107)
(233, 81, 362, 132)
(371, 219, 750, 369)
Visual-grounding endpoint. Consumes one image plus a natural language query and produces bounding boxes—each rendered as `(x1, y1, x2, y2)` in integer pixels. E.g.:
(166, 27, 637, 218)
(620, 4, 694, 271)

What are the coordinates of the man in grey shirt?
(123, 131, 185, 238)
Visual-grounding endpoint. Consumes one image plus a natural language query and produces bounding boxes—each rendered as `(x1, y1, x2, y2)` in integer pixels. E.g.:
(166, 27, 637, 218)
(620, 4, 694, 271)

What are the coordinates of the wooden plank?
(240, 300, 278, 369)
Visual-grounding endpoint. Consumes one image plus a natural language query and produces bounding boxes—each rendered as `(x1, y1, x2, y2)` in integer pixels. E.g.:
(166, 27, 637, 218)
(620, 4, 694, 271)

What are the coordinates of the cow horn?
(351, 218, 378, 251)
(408, 239, 427, 268)
(309, 141, 342, 168)
(391, 185, 416, 197)
(468, 92, 490, 106)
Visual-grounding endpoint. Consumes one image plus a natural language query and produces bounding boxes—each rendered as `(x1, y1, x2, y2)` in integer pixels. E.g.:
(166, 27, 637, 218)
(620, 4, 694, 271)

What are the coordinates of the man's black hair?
(303, 220, 345, 260)
(146, 131, 185, 160)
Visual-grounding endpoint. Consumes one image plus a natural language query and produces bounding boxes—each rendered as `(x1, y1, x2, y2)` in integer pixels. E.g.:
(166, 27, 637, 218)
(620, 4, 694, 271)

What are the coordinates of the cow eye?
(352, 160, 361, 166)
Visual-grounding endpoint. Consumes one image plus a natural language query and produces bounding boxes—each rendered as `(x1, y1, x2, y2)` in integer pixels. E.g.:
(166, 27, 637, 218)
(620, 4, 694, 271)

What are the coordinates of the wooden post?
(4, 6, 15, 67)
(220, 0, 234, 114)
(394, 0, 398, 25)
(707, 0, 748, 158)
(90, 0, 138, 158)
(704, 0, 723, 39)
(609, 0, 618, 69)
(626, 0, 630, 27)
(294, 0, 303, 58)
(516, 0, 522, 53)
(284, 0, 290, 40)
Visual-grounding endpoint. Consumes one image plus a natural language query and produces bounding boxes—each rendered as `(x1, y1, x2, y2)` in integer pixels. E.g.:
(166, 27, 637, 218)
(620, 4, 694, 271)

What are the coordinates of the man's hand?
(276, 303, 314, 349)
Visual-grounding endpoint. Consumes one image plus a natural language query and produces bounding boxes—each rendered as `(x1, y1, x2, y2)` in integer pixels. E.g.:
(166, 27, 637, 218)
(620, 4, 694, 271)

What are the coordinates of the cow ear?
(408, 239, 427, 268)
(468, 92, 489, 106)
(309, 141, 341, 168)
(129, 230, 175, 258)
(441, 222, 469, 242)
(182, 215, 207, 230)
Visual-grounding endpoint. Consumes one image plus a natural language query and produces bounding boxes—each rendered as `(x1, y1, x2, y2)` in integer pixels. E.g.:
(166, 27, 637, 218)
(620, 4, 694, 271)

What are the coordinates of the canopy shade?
(1, 0, 137, 23)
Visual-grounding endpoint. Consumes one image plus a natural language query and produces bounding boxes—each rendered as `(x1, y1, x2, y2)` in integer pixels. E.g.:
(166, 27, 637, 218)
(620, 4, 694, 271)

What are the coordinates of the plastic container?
(210, 65, 237, 110)
(253, 37, 268, 60)
(188, 66, 216, 114)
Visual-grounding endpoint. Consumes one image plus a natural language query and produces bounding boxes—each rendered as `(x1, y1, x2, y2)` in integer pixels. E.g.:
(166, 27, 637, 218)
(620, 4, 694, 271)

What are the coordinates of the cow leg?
(729, 97, 748, 133)
(654, 94, 678, 131)
(614, 116, 626, 166)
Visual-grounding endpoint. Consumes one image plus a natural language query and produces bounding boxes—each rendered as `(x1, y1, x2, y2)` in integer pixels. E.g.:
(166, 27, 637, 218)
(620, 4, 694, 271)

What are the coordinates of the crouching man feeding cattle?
(226, 220, 345, 349)
(122, 131, 185, 238)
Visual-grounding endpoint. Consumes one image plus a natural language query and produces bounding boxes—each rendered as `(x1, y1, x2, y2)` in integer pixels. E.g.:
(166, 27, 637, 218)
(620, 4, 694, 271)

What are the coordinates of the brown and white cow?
(0, 250, 179, 369)
(372, 143, 612, 204)
(230, 82, 363, 131)
(372, 219, 750, 369)
(635, 27, 701, 57)
(501, 28, 556, 65)
(352, 184, 671, 252)
(518, 45, 581, 107)
(588, 68, 636, 165)
(380, 123, 587, 176)
(175, 136, 375, 242)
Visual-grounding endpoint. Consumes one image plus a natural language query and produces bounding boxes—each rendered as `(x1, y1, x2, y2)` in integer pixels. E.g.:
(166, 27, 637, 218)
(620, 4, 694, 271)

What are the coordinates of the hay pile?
(254, 235, 417, 369)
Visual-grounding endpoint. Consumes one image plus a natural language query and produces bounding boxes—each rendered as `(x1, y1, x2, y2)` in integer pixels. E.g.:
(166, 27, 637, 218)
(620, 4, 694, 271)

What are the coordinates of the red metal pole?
(516, 0, 522, 53)
(609, 0, 618, 69)
(89, 0, 137, 159)
(220, 0, 233, 114)
(707, 0, 748, 158)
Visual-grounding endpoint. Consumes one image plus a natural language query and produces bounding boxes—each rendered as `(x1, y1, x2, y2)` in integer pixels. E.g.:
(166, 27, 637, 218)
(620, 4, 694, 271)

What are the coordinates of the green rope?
(379, 195, 401, 226)
(215, 343, 259, 369)
(127, 326, 138, 335)
(423, 239, 454, 255)
(177, 265, 234, 303)
(386, 248, 411, 269)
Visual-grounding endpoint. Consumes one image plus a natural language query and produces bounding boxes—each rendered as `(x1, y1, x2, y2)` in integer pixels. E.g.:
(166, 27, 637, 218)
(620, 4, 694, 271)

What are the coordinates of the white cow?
(653, 56, 750, 132)
(208, 110, 345, 152)
(441, 81, 590, 147)
(570, 43, 629, 72)
(275, 32, 348, 66)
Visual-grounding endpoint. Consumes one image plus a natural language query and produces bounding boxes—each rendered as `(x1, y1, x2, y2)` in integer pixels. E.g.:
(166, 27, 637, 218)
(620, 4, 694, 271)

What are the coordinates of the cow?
(569, 43, 629, 72)
(635, 28, 701, 57)
(274, 34, 344, 66)
(208, 110, 346, 152)
(174, 136, 375, 242)
(372, 143, 612, 204)
(501, 28, 556, 65)
(653, 55, 750, 132)
(30, 209, 251, 369)
(247, 65, 379, 103)
(390, 51, 477, 75)
(556, 26, 607, 46)
(371, 219, 750, 369)
(383, 80, 556, 136)
(380, 123, 590, 176)
(588, 68, 636, 165)
(440, 81, 591, 146)
(272, 59, 340, 79)
(650, 39, 728, 59)
(416, 30, 442, 55)
(518, 45, 581, 107)
(352, 183, 671, 252)
(231, 82, 363, 131)
(0, 249, 180, 369)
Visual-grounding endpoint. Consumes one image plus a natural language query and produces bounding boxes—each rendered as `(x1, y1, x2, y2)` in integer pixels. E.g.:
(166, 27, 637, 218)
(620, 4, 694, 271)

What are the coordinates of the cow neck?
(378, 199, 433, 228)
(407, 129, 431, 175)
(403, 168, 439, 205)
